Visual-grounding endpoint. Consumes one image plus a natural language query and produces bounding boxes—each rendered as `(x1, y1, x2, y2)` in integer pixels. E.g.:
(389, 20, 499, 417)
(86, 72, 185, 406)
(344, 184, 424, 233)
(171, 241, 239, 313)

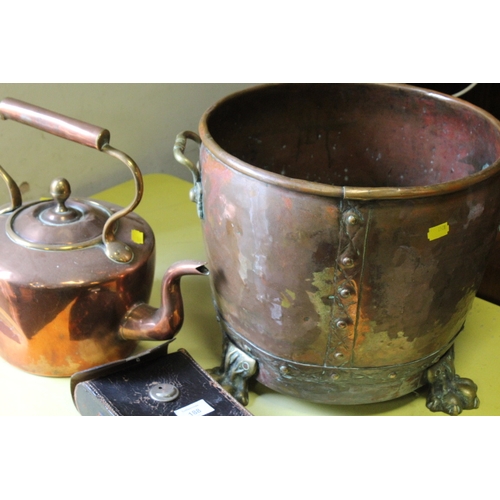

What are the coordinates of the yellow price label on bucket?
(131, 229, 145, 244)
(427, 222, 449, 241)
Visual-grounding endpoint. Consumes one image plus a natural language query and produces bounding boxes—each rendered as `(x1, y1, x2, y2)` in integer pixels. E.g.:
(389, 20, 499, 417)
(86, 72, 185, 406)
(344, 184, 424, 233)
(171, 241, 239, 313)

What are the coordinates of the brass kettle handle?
(0, 165, 22, 215)
(0, 97, 143, 263)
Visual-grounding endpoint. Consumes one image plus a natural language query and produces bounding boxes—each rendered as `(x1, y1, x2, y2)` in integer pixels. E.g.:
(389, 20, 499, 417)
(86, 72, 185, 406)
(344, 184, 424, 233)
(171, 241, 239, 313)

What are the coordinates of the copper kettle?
(0, 98, 208, 377)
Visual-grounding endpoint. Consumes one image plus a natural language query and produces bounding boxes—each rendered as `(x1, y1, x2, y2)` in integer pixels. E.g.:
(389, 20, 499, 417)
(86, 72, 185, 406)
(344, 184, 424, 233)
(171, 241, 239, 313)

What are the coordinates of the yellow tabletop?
(0, 173, 498, 416)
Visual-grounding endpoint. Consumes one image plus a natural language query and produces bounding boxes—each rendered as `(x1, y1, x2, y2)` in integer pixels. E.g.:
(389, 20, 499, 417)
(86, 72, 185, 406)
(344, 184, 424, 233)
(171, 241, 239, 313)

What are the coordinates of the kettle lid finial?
(39, 178, 81, 224)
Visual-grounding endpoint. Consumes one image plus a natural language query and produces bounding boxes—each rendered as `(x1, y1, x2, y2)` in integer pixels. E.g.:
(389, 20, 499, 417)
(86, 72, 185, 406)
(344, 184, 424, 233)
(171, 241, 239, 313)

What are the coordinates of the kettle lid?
(7, 178, 112, 250)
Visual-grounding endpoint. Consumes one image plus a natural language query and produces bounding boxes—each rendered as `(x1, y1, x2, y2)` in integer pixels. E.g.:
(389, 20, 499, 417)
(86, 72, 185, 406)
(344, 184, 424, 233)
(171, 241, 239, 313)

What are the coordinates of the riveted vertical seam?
(350, 205, 372, 366)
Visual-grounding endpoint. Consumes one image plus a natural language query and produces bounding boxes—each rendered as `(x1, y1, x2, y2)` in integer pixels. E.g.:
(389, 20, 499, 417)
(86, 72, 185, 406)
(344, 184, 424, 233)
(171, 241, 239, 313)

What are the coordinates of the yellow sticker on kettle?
(131, 229, 145, 244)
(427, 222, 449, 241)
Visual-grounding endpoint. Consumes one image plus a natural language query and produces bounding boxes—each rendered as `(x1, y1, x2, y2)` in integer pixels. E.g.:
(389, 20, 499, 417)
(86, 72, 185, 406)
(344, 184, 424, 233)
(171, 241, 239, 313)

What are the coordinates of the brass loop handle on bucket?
(0, 97, 143, 263)
(173, 130, 203, 219)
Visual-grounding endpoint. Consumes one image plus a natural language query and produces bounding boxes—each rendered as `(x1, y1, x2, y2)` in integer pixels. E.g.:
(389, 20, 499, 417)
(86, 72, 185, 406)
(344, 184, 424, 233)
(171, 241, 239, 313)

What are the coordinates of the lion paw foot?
(426, 347, 479, 415)
(426, 376, 479, 415)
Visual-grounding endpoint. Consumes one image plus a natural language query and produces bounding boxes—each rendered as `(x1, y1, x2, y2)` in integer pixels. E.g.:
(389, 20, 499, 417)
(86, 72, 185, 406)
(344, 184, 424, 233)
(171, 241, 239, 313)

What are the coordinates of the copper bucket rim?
(199, 83, 500, 201)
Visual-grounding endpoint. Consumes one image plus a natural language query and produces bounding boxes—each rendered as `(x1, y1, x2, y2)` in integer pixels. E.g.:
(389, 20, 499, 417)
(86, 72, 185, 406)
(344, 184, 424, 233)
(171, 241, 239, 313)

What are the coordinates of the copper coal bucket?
(175, 84, 500, 414)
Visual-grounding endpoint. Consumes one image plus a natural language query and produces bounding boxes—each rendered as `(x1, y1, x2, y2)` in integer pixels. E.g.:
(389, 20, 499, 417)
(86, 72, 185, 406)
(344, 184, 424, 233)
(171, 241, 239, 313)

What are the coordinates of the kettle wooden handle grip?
(0, 97, 110, 150)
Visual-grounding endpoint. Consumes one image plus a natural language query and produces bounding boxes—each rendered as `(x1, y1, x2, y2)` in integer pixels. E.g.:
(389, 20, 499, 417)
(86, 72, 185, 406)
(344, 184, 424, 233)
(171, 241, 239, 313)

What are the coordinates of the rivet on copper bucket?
(339, 287, 354, 299)
(279, 365, 289, 376)
(341, 256, 355, 268)
(346, 214, 359, 225)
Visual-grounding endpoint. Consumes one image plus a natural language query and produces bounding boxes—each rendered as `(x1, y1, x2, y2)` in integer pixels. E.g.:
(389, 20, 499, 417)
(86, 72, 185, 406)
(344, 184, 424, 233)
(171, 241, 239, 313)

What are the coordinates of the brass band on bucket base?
(215, 318, 478, 415)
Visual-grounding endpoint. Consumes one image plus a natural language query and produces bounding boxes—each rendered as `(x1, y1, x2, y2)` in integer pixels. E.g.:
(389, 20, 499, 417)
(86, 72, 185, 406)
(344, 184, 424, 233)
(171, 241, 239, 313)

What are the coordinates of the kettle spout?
(119, 260, 209, 341)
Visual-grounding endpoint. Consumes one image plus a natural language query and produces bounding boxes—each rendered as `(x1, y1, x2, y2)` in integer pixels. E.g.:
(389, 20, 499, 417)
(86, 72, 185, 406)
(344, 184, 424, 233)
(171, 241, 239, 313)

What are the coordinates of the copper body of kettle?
(0, 98, 208, 377)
